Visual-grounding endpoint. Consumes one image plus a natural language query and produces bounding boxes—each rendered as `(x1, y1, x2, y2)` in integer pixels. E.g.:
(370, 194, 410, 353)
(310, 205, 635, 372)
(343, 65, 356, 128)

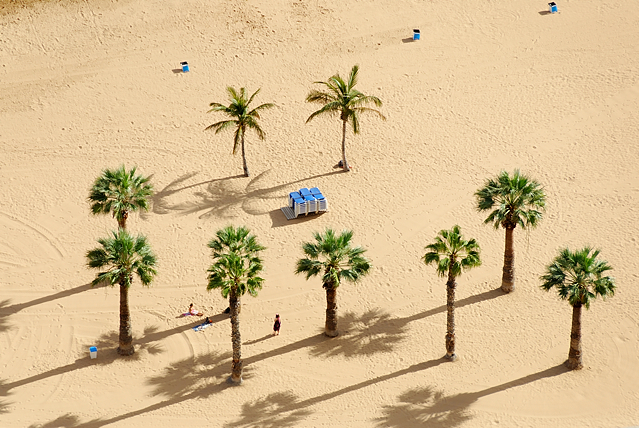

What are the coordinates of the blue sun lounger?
(281, 187, 329, 220)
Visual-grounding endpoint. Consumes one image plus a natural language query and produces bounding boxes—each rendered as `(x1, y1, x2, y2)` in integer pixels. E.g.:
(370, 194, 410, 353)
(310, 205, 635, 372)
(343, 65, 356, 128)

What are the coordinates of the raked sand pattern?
(1, 0, 639, 426)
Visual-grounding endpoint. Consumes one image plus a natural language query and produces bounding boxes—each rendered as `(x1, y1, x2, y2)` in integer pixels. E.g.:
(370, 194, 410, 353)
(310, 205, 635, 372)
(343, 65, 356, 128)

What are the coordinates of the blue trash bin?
(413, 29, 420, 41)
(90, 346, 97, 359)
(548, 2, 557, 13)
(180, 61, 190, 72)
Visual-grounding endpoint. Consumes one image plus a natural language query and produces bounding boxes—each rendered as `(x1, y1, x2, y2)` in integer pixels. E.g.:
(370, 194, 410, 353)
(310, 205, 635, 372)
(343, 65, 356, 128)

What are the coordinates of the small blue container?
(89, 346, 98, 359)
(413, 29, 420, 41)
(548, 2, 558, 13)
(180, 61, 190, 72)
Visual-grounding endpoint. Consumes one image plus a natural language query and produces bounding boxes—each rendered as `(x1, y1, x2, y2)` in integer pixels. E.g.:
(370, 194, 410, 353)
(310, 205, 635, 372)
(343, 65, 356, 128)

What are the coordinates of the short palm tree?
(540, 247, 615, 370)
(86, 229, 157, 356)
(423, 225, 481, 360)
(306, 65, 385, 171)
(207, 225, 265, 383)
(475, 170, 546, 293)
(88, 165, 153, 230)
(295, 229, 371, 337)
(205, 87, 275, 178)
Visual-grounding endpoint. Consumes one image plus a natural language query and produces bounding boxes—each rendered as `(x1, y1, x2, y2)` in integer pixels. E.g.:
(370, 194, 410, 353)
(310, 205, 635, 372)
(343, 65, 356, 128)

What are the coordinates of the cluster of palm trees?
(423, 170, 615, 370)
(205, 65, 385, 176)
(83, 68, 614, 378)
(84, 164, 371, 382)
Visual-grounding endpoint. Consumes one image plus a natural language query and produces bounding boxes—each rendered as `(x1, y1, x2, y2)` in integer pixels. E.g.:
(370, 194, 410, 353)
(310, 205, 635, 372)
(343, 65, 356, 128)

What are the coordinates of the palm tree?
(207, 225, 265, 383)
(306, 65, 385, 171)
(540, 247, 615, 370)
(205, 87, 275, 178)
(295, 229, 371, 337)
(475, 170, 546, 293)
(86, 229, 157, 356)
(88, 165, 153, 230)
(423, 225, 481, 361)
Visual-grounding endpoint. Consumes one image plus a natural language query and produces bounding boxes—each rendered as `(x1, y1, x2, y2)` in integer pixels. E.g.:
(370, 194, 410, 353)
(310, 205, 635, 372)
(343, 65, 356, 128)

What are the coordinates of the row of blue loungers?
(289, 187, 328, 218)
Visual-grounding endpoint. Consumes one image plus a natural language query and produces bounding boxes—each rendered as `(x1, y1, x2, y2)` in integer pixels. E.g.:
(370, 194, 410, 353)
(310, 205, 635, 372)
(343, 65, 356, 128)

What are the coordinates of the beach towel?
(193, 322, 213, 332)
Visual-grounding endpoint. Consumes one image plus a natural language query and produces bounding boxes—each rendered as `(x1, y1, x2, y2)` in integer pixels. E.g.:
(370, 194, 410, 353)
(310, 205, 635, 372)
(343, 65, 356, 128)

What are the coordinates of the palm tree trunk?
(566, 303, 583, 370)
(341, 119, 349, 171)
(445, 270, 457, 361)
(325, 285, 338, 337)
(501, 226, 515, 293)
(117, 211, 128, 230)
(117, 279, 134, 356)
(241, 133, 249, 177)
(229, 288, 243, 383)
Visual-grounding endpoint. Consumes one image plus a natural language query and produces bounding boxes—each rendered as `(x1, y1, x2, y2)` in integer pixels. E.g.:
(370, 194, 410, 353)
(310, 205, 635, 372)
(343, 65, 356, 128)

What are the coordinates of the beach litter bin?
(548, 2, 558, 13)
(90, 346, 97, 359)
(180, 61, 190, 72)
(413, 29, 420, 41)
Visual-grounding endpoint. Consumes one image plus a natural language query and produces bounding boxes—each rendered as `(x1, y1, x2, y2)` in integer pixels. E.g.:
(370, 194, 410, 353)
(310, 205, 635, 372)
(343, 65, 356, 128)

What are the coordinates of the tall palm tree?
(86, 229, 157, 356)
(475, 170, 546, 293)
(295, 229, 371, 337)
(423, 225, 481, 361)
(306, 65, 385, 171)
(88, 165, 153, 230)
(540, 247, 615, 370)
(207, 225, 265, 383)
(205, 87, 275, 178)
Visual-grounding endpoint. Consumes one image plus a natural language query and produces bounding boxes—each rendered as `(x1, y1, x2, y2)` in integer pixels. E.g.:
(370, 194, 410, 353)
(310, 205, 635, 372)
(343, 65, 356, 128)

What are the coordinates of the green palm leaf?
(205, 87, 275, 177)
(305, 65, 385, 170)
(88, 165, 153, 229)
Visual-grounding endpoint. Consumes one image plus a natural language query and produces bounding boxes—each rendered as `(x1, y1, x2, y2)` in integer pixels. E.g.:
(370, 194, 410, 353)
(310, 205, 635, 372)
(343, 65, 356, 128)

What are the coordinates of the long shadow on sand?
(389, 288, 507, 329)
(22, 292, 504, 427)
(375, 364, 568, 427)
(27, 354, 566, 427)
(147, 169, 343, 220)
(145, 172, 245, 216)
(26, 351, 240, 428)
(0, 331, 164, 397)
(0, 312, 227, 398)
(0, 283, 98, 332)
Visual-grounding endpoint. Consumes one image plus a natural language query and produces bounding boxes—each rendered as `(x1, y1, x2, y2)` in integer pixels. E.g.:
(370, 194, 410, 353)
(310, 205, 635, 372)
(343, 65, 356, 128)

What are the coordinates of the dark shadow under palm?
(224, 391, 313, 428)
(0, 331, 162, 398)
(308, 309, 407, 358)
(375, 387, 473, 428)
(376, 364, 567, 427)
(148, 169, 342, 219)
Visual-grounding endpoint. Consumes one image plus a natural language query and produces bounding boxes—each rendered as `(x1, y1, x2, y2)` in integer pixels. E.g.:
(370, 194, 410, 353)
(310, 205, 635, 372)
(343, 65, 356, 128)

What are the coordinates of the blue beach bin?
(413, 29, 420, 41)
(89, 346, 98, 359)
(548, 2, 558, 13)
(180, 61, 190, 72)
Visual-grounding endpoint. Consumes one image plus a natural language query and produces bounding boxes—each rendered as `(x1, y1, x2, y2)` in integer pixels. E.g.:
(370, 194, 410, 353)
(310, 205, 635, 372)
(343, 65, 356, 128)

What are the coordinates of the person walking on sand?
(273, 314, 281, 335)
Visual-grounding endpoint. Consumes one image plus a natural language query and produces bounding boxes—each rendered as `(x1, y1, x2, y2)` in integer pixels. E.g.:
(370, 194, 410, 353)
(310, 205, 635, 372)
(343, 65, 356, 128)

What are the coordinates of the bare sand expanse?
(1, 0, 639, 426)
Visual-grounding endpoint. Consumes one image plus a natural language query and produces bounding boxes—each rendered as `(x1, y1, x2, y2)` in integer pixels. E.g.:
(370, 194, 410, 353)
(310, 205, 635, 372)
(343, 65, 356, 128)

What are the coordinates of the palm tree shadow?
(28, 351, 245, 428)
(375, 386, 473, 427)
(375, 364, 567, 427)
(27, 413, 84, 428)
(243, 309, 407, 366)
(309, 309, 408, 358)
(224, 391, 313, 428)
(139, 313, 227, 345)
(0, 331, 162, 397)
(0, 283, 99, 332)
(393, 288, 507, 327)
(144, 172, 245, 217)
(0, 396, 9, 415)
(149, 169, 342, 219)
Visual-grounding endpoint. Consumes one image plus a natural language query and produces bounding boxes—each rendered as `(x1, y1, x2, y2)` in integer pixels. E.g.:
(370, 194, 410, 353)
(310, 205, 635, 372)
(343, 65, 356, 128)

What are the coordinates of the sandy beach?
(1, 0, 639, 426)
